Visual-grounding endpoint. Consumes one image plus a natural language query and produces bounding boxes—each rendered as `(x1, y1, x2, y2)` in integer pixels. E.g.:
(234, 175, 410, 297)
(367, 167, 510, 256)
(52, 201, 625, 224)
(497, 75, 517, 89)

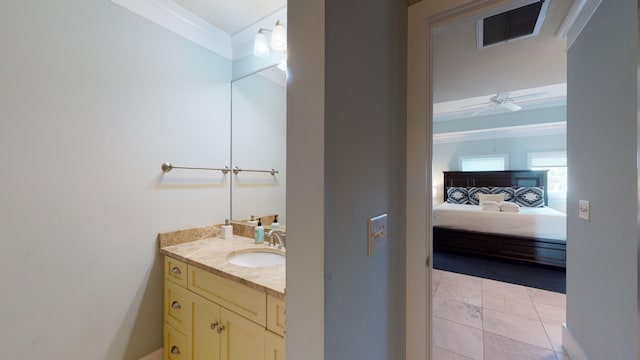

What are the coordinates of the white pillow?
(478, 193, 505, 203)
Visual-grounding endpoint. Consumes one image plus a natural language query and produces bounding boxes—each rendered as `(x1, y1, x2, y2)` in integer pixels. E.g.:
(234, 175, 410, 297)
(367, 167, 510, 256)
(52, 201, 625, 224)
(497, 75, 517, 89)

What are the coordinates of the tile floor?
(432, 269, 568, 360)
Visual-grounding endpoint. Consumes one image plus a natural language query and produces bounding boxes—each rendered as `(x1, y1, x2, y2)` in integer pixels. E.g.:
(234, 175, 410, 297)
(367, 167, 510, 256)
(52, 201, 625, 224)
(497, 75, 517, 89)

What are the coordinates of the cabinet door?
(191, 293, 221, 360)
(265, 330, 285, 360)
(220, 308, 265, 360)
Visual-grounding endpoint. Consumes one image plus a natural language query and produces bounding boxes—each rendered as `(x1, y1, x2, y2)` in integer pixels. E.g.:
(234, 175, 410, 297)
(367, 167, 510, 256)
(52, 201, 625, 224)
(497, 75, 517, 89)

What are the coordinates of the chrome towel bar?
(161, 162, 230, 174)
(232, 166, 279, 175)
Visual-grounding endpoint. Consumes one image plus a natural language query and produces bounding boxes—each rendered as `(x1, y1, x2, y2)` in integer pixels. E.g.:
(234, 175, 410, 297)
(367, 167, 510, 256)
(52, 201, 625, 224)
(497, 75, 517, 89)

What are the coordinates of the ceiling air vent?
(477, 0, 549, 48)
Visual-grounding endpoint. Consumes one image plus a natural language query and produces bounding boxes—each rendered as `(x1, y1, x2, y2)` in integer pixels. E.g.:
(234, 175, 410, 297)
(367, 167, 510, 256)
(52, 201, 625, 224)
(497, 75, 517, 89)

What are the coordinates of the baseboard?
(562, 323, 589, 360)
(138, 348, 163, 360)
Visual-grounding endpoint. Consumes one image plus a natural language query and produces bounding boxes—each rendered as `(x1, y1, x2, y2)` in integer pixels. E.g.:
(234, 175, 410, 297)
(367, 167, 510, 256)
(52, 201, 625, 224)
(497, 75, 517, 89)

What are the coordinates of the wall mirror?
(231, 65, 287, 226)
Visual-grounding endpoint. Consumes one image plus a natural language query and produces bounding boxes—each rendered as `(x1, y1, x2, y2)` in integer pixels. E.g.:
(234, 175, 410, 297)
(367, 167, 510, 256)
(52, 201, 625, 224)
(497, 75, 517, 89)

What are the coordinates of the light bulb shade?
(253, 30, 270, 58)
(270, 21, 287, 52)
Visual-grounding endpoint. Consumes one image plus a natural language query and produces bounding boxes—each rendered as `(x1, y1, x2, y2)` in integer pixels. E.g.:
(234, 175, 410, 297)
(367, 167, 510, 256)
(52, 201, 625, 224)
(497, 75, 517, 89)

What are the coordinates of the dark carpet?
(433, 251, 566, 293)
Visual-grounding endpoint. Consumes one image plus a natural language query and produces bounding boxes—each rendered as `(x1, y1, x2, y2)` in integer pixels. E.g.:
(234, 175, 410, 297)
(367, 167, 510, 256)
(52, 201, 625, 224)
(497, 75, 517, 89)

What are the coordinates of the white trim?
(433, 121, 566, 144)
(137, 348, 163, 360)
(563, 323, 590, 360)
(109, 0, 232, 58)
(556, 0, 602, 49)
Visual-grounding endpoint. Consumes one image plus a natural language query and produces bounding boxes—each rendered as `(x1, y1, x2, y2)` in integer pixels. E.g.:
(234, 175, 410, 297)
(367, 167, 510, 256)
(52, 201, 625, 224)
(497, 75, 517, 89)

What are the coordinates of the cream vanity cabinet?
(163, 256, 286, 360)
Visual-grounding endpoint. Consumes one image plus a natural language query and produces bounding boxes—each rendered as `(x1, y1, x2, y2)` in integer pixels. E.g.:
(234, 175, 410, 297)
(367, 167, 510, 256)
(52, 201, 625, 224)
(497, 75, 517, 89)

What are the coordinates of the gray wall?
(566, 1, 638, 359)
(323, 0, 407, 358)
(0, 0, 231, 358)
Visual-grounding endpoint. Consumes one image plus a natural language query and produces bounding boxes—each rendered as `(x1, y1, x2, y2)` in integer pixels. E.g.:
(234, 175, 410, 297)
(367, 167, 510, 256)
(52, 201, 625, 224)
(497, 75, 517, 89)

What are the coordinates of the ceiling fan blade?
(509, 92, 547, 101)
(501, 102, 522, 111)
(471, 107, 493, 116)
(461, 101, 491, 108)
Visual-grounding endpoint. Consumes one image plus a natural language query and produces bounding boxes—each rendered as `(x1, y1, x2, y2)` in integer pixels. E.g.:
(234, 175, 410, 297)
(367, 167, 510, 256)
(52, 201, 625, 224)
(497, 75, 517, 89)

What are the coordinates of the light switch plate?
(368, 213, 388, 256)
(579, 200, 590, 221)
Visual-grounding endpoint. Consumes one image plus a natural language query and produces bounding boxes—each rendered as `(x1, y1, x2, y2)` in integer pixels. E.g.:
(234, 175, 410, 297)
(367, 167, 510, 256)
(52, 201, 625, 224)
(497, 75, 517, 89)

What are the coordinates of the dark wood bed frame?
(434, 170, 566, 268)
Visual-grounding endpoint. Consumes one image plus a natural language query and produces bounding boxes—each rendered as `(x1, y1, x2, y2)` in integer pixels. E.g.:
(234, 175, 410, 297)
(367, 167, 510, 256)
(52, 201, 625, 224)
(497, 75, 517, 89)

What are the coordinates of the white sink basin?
(227, 250, 285, 268)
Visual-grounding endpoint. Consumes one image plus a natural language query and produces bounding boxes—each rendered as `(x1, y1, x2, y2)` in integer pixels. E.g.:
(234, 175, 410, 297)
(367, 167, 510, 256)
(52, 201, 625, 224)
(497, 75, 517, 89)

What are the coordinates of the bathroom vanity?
(160, 235, 285, 360)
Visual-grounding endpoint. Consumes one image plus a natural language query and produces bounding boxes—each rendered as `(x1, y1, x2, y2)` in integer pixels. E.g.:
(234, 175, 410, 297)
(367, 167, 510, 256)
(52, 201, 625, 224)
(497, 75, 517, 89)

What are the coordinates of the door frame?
(406, 0, 597, 358)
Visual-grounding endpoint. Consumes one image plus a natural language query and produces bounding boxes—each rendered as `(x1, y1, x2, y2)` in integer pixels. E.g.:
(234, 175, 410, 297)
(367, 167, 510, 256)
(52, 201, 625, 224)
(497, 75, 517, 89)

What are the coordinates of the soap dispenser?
(248, 215, 258, 225)
(271, 215, 280, 229)
(254, 218, 264, 244)
(220, 219, 233, 240)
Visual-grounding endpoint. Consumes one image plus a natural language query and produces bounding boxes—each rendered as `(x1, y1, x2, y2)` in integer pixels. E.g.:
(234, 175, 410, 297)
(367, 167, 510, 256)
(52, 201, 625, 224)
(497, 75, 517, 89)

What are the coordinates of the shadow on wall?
(105, 251, 163, 360)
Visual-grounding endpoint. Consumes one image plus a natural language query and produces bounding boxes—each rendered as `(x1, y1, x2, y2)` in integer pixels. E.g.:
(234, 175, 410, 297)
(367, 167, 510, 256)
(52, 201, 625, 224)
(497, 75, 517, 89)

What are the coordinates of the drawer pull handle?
(171, 301, 181, 310)
(171, 346, 180, 355)
(171, 267, 181, 275)
(216, 325, 226, 334)
(210, 321, 219, 330)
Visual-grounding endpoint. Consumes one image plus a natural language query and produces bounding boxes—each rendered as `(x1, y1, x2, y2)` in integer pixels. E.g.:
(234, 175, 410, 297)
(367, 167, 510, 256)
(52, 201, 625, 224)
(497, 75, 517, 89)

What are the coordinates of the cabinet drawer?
(165, 256, 187, 287)
(164, 323, 189, 360)
(164, 280, 191, 333)
(267, 295, 286, 336)
(189, 265, 267, 326)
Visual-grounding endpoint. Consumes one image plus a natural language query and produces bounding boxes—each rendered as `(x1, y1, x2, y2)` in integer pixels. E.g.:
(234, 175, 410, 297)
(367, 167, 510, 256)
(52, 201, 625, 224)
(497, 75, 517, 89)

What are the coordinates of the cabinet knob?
(170, 346, 181, 355)
(171, 267, 181, 275)
(171, 301, 181, 310)
(210, 321, 218, 330)
(216, 325, 226, 334)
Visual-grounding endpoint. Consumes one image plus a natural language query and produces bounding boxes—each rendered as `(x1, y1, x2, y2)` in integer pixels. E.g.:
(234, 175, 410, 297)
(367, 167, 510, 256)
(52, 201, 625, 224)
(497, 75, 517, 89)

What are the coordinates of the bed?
(433, 170, 566, 268)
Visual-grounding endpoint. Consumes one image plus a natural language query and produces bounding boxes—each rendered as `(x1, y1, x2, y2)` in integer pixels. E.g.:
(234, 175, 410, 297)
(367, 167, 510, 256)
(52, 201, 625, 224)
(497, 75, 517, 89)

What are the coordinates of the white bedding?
(433, 203, 566, 241)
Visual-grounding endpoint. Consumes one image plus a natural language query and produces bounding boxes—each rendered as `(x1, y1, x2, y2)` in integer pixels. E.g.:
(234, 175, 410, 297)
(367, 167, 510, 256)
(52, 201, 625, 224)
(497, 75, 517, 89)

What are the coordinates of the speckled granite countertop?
(160, 235, 285, 300)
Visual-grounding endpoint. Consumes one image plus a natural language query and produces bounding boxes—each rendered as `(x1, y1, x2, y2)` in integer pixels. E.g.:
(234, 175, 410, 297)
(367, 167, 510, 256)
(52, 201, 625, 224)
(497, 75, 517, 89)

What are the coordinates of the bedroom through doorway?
(430, 1, 569, 358)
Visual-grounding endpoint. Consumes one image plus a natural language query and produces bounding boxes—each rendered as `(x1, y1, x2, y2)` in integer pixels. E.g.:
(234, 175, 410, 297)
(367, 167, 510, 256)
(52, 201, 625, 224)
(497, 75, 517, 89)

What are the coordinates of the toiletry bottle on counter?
(271, 215, 280, 229)
(220, 219, 233, 240)
(248, 215, 258, 225)
(254, 218, 264, 244)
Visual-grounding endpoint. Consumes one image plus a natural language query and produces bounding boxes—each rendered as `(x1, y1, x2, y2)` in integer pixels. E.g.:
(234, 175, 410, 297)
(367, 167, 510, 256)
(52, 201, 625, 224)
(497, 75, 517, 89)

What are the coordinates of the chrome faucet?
(266, 229, 286, 249)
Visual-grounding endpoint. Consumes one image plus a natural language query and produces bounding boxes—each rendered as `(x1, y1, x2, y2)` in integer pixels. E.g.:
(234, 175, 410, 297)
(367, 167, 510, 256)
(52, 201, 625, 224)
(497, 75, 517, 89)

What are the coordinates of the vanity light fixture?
(253, 20, 287, 58)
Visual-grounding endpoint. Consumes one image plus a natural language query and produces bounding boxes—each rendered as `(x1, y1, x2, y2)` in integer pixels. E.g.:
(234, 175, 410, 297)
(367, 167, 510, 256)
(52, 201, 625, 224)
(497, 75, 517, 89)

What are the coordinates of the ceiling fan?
(465, 91, 546, 116)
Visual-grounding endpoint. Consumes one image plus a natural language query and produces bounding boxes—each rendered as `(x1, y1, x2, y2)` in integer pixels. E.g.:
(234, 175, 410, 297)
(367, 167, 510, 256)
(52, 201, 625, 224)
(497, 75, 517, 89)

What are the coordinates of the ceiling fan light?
(271, 20, 287, 52)
(253, 30, 270, 58)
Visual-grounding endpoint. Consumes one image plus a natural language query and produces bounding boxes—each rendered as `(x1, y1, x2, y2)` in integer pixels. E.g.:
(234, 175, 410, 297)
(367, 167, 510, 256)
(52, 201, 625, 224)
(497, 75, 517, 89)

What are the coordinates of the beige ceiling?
(173, 0, 286, 35)
(433, 0, 572, 104)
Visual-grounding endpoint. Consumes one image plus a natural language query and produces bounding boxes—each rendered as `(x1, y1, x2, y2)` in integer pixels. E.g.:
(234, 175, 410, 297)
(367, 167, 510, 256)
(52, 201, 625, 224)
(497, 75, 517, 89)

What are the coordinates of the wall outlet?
(368, 213, 388, 256)
(579, 200, 590, 221)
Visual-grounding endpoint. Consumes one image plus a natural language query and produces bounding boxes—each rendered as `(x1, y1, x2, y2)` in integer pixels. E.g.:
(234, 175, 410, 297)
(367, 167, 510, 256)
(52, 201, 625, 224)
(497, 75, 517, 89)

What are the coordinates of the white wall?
(566, 1, 638, 359)
(0, 0, 231, 358)
(286, 0, 325, 358)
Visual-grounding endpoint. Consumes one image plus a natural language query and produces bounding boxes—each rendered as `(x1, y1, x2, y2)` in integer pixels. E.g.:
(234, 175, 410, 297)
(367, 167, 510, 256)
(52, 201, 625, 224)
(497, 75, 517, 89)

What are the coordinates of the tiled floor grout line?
(433, 269, 565, 360)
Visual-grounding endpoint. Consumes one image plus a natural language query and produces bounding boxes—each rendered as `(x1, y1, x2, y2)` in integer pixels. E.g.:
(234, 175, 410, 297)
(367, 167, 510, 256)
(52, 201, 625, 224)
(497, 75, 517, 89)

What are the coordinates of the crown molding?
(434, 121, 566, 144)
(109, 0, 232, 59)
(556, 0, 602, 49)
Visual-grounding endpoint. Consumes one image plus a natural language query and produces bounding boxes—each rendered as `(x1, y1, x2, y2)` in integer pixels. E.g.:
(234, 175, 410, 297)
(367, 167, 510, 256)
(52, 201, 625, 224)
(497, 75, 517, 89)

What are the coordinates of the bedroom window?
(459, 154, 508, 171)
(528, 151, 567, 198)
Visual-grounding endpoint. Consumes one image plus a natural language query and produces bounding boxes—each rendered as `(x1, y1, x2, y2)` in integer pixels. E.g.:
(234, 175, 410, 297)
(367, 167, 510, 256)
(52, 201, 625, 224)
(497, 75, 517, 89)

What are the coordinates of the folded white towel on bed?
(480, 201, 500, 212)
(499, 201, 520, 213)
